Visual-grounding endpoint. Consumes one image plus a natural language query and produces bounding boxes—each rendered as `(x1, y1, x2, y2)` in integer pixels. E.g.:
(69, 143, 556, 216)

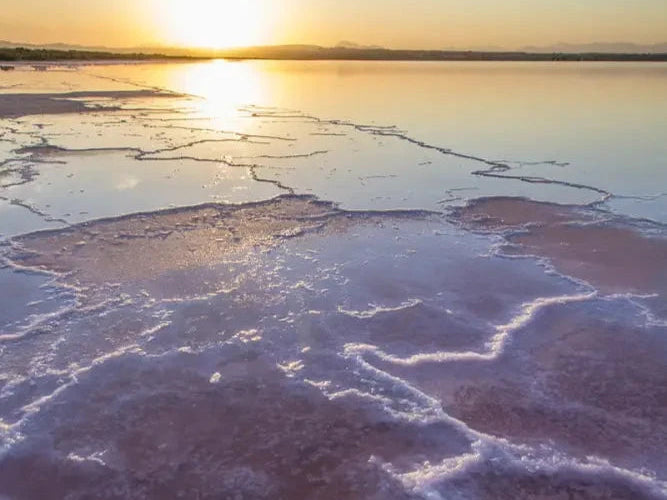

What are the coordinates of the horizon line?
(2, 39, 667, 54)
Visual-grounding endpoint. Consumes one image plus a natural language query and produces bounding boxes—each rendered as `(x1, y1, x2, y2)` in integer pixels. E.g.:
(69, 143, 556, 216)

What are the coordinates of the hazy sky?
(2, 0, 666, 49)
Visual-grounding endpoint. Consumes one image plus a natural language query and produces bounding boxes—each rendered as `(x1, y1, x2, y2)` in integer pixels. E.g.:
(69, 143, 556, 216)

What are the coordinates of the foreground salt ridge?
(2, 195, 665, 498)
(1, 262, 663, 496)
(343, 291, 599, 366)
(1, 183, 664, 492)
(2, 325, 664, 499)
(1, 68, 666, 499)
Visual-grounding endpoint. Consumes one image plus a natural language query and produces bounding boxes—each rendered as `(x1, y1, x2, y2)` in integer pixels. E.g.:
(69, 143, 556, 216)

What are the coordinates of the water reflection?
(176, 60, 266, 127)
(88, 61, 667, 220)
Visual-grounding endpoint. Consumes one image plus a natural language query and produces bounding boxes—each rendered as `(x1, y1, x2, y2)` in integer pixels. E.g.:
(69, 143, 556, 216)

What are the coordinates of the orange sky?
(2, 0, 666, 49)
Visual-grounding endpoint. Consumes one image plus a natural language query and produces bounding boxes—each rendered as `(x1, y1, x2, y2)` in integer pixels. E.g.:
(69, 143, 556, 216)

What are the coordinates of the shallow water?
(0, 61, 666, 499)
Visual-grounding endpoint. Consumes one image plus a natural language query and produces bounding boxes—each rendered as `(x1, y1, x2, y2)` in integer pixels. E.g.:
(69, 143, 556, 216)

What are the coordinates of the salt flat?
(0, 61, 665, 499)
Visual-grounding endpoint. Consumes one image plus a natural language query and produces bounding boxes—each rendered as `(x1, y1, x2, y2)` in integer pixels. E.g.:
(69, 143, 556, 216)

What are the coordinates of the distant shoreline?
(0, 47, 198, 63)
(2, 46, 667, 63)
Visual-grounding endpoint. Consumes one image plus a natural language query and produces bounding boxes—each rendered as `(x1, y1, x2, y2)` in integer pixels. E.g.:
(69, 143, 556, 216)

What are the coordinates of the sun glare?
(180, 61, 265, 121)
(159, 0, 267, 49)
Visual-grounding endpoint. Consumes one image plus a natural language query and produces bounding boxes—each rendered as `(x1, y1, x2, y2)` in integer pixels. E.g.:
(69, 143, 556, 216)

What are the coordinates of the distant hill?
(0, 39, 129, 52)
(336, 41, 385, 50)
(210, 45, 667, 61)
(1, 42, 666, 63)
(522, 42, 667, 54)
(3, 39, 667, 57)
(213, 45, 667, 61)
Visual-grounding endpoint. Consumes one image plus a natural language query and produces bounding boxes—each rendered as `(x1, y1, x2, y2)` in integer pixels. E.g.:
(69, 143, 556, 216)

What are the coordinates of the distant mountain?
(336, 41, 385, 50)
(3, 39, 666, 56)
(442, 45, 506, 53)
(0, 39, 192, 56)
(522, 42, 667, 54)
(2, 40, 667, 62)
(0, 39, 115, 51)
(179, 45, 667, 62)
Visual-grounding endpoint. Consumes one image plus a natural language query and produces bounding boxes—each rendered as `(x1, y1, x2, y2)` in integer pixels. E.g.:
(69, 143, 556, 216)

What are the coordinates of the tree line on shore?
(2, 46, 666, 62)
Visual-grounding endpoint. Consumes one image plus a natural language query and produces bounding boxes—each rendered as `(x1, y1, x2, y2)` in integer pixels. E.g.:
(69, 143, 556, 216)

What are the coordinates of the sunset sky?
(2, 0, 666, 50)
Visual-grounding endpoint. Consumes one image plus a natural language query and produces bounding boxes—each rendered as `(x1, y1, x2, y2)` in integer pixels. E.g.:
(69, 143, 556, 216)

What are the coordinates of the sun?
(159, 0, 267, 49)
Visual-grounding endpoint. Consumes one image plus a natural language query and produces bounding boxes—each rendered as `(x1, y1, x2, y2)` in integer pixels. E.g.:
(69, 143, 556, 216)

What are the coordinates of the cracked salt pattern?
(0, 61, 665, 499)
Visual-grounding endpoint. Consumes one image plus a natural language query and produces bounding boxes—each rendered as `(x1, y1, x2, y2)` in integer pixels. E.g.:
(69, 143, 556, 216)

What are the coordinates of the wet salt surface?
(452, 197, 667, 296)
(0, 63, 666, 499)
(85, 61, 667, 223)
(0, 267, 75, 335)
(1, 97, 605, 235)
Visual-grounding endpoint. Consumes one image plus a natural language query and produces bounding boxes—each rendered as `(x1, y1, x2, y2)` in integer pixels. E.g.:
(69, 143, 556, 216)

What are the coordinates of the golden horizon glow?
(2, 1, 666, 50)
(157, 0, 270, 49)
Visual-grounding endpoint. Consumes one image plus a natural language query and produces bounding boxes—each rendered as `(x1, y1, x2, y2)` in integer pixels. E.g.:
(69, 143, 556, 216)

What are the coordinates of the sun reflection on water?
(175, 60, 265, 128)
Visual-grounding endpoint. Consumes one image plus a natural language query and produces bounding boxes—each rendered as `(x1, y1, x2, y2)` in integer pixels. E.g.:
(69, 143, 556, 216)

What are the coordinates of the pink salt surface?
(453, 197, 667, 295)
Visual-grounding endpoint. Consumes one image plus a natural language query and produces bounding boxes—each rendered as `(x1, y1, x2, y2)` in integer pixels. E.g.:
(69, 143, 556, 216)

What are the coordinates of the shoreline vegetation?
(1, 46, 667, 63)
(0, 47, 185, 62)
